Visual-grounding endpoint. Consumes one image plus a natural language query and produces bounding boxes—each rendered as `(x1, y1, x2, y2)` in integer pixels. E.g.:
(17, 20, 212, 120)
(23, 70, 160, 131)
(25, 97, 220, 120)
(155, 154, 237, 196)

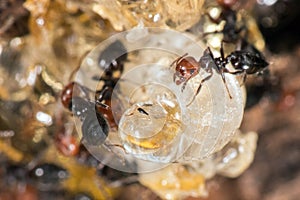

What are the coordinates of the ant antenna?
(207, 47, 233, 99)
(170, 53, 188, 68)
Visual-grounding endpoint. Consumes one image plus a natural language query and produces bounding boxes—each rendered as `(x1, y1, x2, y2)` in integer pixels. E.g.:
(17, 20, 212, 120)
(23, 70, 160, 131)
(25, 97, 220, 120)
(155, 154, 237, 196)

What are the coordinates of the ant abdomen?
(227, 51, 269, 74)
(81, 111, 109, 146)
(71, 97, 93, 121)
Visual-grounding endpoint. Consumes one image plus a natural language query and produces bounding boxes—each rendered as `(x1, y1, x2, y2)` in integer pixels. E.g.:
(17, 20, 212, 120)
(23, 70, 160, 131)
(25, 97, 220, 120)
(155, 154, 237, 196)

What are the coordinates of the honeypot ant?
(171, 42, 269, 105)
(62, 91, 127, 156)
(61, 40, 128, 151)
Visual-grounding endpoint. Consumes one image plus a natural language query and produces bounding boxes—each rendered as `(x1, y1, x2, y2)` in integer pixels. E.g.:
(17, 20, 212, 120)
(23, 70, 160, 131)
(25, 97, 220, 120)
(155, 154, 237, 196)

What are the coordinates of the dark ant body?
(63, 95, 109, 147)
(93, 76, 122, 130)
(171, 43, 269, 105)
(98, 40, 127, 74)
(61, 40, 128, 148)
(60, 82, 118, 148)
(61, 82, 109, 146)
(81, 106, 109, 146)
(93, 41, 128, 130)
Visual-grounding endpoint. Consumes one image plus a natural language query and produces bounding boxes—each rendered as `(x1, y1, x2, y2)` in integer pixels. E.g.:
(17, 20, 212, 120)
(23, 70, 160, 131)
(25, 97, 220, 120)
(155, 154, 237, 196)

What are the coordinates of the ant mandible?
(171, 42, 269, 106)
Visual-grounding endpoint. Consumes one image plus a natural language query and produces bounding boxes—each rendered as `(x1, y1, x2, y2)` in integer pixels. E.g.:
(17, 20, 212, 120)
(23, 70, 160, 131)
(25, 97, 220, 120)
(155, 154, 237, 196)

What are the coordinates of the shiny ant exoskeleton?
(61, 40, 128, 150)
(61, 92, 110, 147)
(76, 98, 110, 146)
(171, 43, 269, 105)
(61, 82, 120, 148)
(98, 40, 127, 75)
(215, 42, 269, 79)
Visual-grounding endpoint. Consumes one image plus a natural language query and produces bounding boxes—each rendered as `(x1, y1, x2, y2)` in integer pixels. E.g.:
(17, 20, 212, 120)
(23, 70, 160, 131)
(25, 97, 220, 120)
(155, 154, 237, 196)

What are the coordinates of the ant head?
(61, 82, 75, 110)
(175, 57, 200, 78)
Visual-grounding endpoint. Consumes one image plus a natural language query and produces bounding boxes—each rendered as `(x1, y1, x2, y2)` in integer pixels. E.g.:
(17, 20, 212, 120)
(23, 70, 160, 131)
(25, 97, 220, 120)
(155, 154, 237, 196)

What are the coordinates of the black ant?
(74, 97, 109, 146)
(61, 40, 130, 151)
(63, 93, 127, 157)
(171, 42, 269, 105)
(61, 87, 109, 147)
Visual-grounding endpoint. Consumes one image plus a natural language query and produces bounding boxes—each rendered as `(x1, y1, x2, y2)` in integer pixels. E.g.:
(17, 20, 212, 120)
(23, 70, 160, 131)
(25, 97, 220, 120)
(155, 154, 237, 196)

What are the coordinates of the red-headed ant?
(171, 42, 269, 105)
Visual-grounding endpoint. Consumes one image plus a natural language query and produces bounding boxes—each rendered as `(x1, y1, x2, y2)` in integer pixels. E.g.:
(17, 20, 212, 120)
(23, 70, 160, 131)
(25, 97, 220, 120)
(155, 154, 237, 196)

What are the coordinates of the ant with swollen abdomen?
(60, 40, 129, 151)
(171, 42, 269, 106)
(62, 39, 128, 130)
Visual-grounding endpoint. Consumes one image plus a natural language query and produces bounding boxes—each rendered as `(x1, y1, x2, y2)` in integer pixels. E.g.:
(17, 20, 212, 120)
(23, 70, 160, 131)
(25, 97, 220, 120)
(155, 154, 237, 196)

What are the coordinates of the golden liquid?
(123, 100, 182, 153)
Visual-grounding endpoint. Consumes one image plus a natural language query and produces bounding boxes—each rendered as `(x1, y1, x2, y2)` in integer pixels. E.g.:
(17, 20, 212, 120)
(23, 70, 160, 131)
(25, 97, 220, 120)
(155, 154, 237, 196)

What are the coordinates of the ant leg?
(182, 81, 188, 92)
(220, 41, 225, 60)
(95, 101, 110, 110)
(208, 47, 232, 99)
(220, 70, 233, 99)
(186, 70, 213, 106)
(125, 106, 149, 117)
(170, 53, 188, 68)
(241, 73, 247, 86)
(223, 68, 247, 86)
(223, 68, 244, 75)
(182, 74, 195, 92)
(207, 47, 215, 60)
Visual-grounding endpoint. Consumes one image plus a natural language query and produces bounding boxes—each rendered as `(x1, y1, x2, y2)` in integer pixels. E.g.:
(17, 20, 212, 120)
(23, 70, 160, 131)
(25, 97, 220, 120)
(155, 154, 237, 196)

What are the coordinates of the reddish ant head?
(61, 82, 75, 110)
(173, 56, 200, 85)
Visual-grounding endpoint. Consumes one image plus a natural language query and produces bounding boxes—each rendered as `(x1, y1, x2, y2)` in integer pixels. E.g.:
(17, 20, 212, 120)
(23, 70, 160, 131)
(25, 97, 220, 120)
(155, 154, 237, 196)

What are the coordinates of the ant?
(61, 40, 129, 130)
(171, 42, 269, 106)
(92, 39, 130, 130)
(60, 40, 130, 151)
(61, 85, 110, 147)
